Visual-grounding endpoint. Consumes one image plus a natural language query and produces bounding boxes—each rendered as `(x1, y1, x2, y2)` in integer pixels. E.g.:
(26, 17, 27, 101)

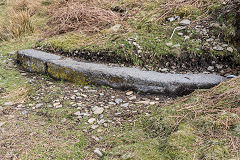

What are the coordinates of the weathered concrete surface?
(17, 49, 226, 96)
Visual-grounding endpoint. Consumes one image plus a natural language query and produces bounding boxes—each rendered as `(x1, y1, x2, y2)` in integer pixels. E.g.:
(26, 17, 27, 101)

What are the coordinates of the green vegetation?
(102, 77, 240, 159)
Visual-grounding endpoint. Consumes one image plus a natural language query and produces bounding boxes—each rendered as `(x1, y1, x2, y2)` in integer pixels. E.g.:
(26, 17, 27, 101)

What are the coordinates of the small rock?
(222, 44, 228, 47)
(167, 17, 175, 22)
(56, 105, 63, 108)
(99, 93, 104, 96)
(47, 104, 53, 108)
(128, 96, 137, 101)
(150, 102, 156, 105)
(92, 106, 104, 115)
(227, 47, 233, 53)
(35, 103, 43, 109)
(61, 118, 67, 123)
(110, 24, 121, 32)
(91, 125, 99, 130)
(216, 64, 223, 70)
(184, 35, 190, 40)
(126, 91, 133, 96)
(94, 148, 103, 157)
(179, 19, 191, 26)
(74, 111, 81, 116)
(53, 102, 61, 107)
(0, 122, 6, 127)
(173, 44, 181, 48)
(166, 42, 173, 47)
(0, 106, 3, 111)
(21, 110, 28, 115)
(160, 68, 168, 72)
(213, 46, 224, 51)
(88, 118, 96, 124)
(115, 98, 123, 104)
(226, 75, 237, 79)
(92, 136, 100, 142)
(97, 119, 106, 124)
(114, 112, 121, 116)
(108, 102, 116, 105)
(135, 101, 150, 105)
(4, 102, 13, 106)
(177, 32, 184, 36)
(120, 103, 129, 108)
(207, 66, 214, 71)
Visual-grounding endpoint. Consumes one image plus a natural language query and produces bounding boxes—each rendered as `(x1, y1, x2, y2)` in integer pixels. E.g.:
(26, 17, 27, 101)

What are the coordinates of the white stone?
(94, 148, 103, 157)
(166, 42, 173, 47)
(227, 47, 233, 53)
(35, 103, 43, 109)
(179, 19, 191, 26)
(207, 66, 214, 71)
(88, 118, 96, 124)
(91, 125, 99, 130)
(213, 46, 224, 51)
(120, 103, 129, 108)
(115, 98, 123, 104)
(92, 106, 104, 115)
(110, 24, 121, 32)
(4, 102, 13, 106)
(126, 91, 133, 96)
(74, 111, 81, 116)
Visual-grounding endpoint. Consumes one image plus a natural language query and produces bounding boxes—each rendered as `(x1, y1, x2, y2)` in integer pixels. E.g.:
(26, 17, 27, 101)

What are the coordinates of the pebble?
(213, 46, 224, 51)
(94, 148, 103, 157)
(108, 102, 116, 105)
(61, 118, 67, 123)
(21, 110, 28, 115)
(115, 98, 123, 104)
(128, 96, 137, 101)
(216, 64, 223, 69)
(207, 66, 214, 71)
(114, 112, 121, 116)
(227, 47, 233, 53)
(0, 106, 3, 111)
(160, 68, 168, 72)
(173, 44, 181, 48)
(110, 24, 121, 32)
(56, 105, 63, 108)
(166, 42, 173, 47)
(53, 102, 61, 107)
(177, 32, 184, 36)
(92, 106, 104, 115)
(91, 125, 99, 130)
(120, 103, 129, 108)
(0, 122, 6, 127)
(179, 19, 191, 26)
(126, 91, 133, 96)
(88, 118, 96, 124)
(35, 103, 43, 109)
(4, 102, 13, 106)
(92, 136, 100, 142)
(47, 104, 53, 108)
(74, 111, 81, 116)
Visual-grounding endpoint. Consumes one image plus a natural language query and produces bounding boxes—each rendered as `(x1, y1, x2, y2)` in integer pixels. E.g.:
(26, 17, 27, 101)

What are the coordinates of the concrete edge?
(17, 49, 226, 96)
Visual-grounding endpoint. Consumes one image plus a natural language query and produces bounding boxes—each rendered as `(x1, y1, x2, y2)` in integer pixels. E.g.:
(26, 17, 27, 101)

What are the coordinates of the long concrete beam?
(17, 49, 226, 96)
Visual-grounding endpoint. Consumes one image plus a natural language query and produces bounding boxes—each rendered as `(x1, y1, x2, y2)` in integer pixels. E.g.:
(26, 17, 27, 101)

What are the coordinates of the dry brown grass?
(1, 86, 29, 104)
(48, 0, 119, 35)
(0, 0, 43, 40)
(0, 9, 34, 40)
